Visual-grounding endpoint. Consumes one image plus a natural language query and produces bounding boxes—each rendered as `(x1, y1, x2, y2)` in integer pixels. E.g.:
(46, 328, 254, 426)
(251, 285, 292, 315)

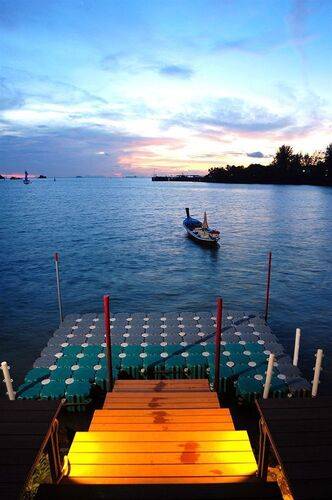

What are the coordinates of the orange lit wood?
(64, 476, 257, 484)
(69, 440, 253, 453)
(114, 380, 210, 391)
(67, 463, 257, 478)
(92, 408, 228, 416)
(65, 380, 258, 486)
(89, 422, 235, 431)
(92, 408, 232, 422)
(72, 430, 250, 442)
(68, 451, 255, 465)
(103, 402, 220, 409)
(104, 393, 217, 400)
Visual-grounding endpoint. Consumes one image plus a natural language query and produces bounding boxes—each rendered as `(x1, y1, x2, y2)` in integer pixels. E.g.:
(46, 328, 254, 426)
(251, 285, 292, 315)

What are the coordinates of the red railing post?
(264, 252, 272, 322)
(214, 297, 223, 392)
(103, 295, 113, 391)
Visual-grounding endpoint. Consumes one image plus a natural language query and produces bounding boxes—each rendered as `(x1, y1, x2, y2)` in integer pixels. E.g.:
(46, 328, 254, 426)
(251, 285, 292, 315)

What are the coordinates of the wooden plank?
(88, 422, 236, 431)
(0, 449, 46, 465)
(91, 415, 233, 422)
(0, 400, 62, 412)
(104, 396, 219, 404)
(97, 408, 228, 416)
(113, 385, 211, 390)
(283, 461, 332, 480)
(266, 432, 332, 447)
(277, 445, 332, 463)
(102, 402, 220, 409)
(0, 435, 44, 449)
(36, 482, 283, 500)
(69, 440, 253, 453)
(113, 385, 211, 393)
(0, 465, 32, 482)
(72, 430, 250, 442)
(112, 387, 211, 391)
(268, 419, 332, 434)
(287, 479, 332, 500)
(0, 411, 60, 423)
(0, 422, 51, 435)
(0, 484, 25, 500)
(261, 408, 332, 421)
(113, 387, 212, 393)
(64, 475, 258, 484)
(90, 416, 234, 425)
(92, 410, 232, 422)
(257, 397, 332, 410)
(68, 462, 258, 478)
(114, 378, 209, 386)
(68, 451, 256, 465)
(104, 393, 218, 400)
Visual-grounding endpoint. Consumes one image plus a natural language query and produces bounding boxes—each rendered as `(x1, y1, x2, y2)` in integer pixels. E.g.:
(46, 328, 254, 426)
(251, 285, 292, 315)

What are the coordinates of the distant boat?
(54, 177, 56, 182)
(23, 170, 30, 185)
(183, 208, 220, 245)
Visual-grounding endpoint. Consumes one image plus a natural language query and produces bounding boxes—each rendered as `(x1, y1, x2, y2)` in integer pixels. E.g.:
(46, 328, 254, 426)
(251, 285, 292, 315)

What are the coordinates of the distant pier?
(152, 174, 203, 182)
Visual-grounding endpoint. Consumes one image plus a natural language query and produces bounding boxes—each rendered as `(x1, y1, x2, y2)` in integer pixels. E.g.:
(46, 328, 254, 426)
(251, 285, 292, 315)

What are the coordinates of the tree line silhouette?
(206, 143, 332, 186)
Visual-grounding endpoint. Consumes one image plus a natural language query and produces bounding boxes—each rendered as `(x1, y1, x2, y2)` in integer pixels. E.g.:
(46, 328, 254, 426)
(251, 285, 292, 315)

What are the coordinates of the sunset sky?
(1, 0, 332, 177)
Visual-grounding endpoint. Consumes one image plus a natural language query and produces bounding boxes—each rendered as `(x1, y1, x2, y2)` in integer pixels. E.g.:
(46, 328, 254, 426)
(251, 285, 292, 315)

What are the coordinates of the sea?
(1, 177, 331, 394)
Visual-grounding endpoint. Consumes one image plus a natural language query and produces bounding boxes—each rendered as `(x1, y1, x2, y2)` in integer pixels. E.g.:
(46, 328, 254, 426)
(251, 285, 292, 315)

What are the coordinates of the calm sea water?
(1, 178, 331, 394)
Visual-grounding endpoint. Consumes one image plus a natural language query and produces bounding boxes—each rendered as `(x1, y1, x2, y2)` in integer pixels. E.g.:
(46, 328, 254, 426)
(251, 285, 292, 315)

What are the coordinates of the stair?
(65, 379, 260, 485)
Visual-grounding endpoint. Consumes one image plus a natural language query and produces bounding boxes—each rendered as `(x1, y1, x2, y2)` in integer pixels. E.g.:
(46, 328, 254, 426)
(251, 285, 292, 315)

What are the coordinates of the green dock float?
(19, 310, 310, 409)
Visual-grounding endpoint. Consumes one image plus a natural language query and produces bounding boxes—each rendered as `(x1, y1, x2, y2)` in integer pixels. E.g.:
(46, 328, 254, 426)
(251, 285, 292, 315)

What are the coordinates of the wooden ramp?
(65, 379, 264, 487)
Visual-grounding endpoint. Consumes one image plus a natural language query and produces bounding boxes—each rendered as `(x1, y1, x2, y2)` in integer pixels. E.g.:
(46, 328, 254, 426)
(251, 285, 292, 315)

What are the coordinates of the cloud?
(165, 97, 294, 135)
(0, 78, 25, 110)
(101, 52, 128, 72)
(247, 151, 264, 158)
(0, 122, 184, 177)
(214, 37, 262, 54)
(1, 67, 107, 107)
(159, 65, 194, 79)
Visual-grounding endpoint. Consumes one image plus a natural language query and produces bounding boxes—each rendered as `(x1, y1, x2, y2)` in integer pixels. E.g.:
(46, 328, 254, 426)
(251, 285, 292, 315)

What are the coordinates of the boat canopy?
(184, 217, 202, 230)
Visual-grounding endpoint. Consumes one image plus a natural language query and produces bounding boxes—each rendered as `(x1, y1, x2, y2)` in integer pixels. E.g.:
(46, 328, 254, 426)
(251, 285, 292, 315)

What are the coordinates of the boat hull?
(183, 224, 219, 245)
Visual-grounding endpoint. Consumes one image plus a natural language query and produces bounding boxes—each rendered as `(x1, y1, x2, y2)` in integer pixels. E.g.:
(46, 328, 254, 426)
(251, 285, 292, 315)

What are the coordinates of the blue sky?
(1, 0, 331, 176)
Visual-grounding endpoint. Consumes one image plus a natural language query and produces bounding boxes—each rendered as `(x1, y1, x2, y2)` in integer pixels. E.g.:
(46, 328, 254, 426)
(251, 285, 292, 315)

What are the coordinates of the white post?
(1, 361, 15, 400)
(263, 353, 275, 399)
(312, 349, 323, 397)
(293, 328, 301, 366)
(54, 252, 63, 324)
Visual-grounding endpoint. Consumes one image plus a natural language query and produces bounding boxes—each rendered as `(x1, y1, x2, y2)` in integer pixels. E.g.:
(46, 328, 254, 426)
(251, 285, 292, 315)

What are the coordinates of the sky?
(0, 0, 332, 177)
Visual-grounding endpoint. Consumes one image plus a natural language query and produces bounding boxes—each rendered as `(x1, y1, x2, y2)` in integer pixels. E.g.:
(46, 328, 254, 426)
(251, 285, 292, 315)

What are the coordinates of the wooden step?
(70, 429, 250, 443)
(103, 393, 220, 409)
(64, 477, 257, 485)
(66, 462, 258, 479)
(90, 408, 235, 431)
(89, 422, 235, 431)
(103, 401, 220, 409)
(68, 450, 254, 465)
(70, 439, 253, 454)
(105, 391, 216, 399)
(113, 380, 211, 392)
(92, 408, 230, 417)
(91, 408, 233, 424)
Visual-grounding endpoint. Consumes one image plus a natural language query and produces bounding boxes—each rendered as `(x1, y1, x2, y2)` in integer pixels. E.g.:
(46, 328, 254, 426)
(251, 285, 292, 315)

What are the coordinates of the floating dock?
(16, 310, 310, 407)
